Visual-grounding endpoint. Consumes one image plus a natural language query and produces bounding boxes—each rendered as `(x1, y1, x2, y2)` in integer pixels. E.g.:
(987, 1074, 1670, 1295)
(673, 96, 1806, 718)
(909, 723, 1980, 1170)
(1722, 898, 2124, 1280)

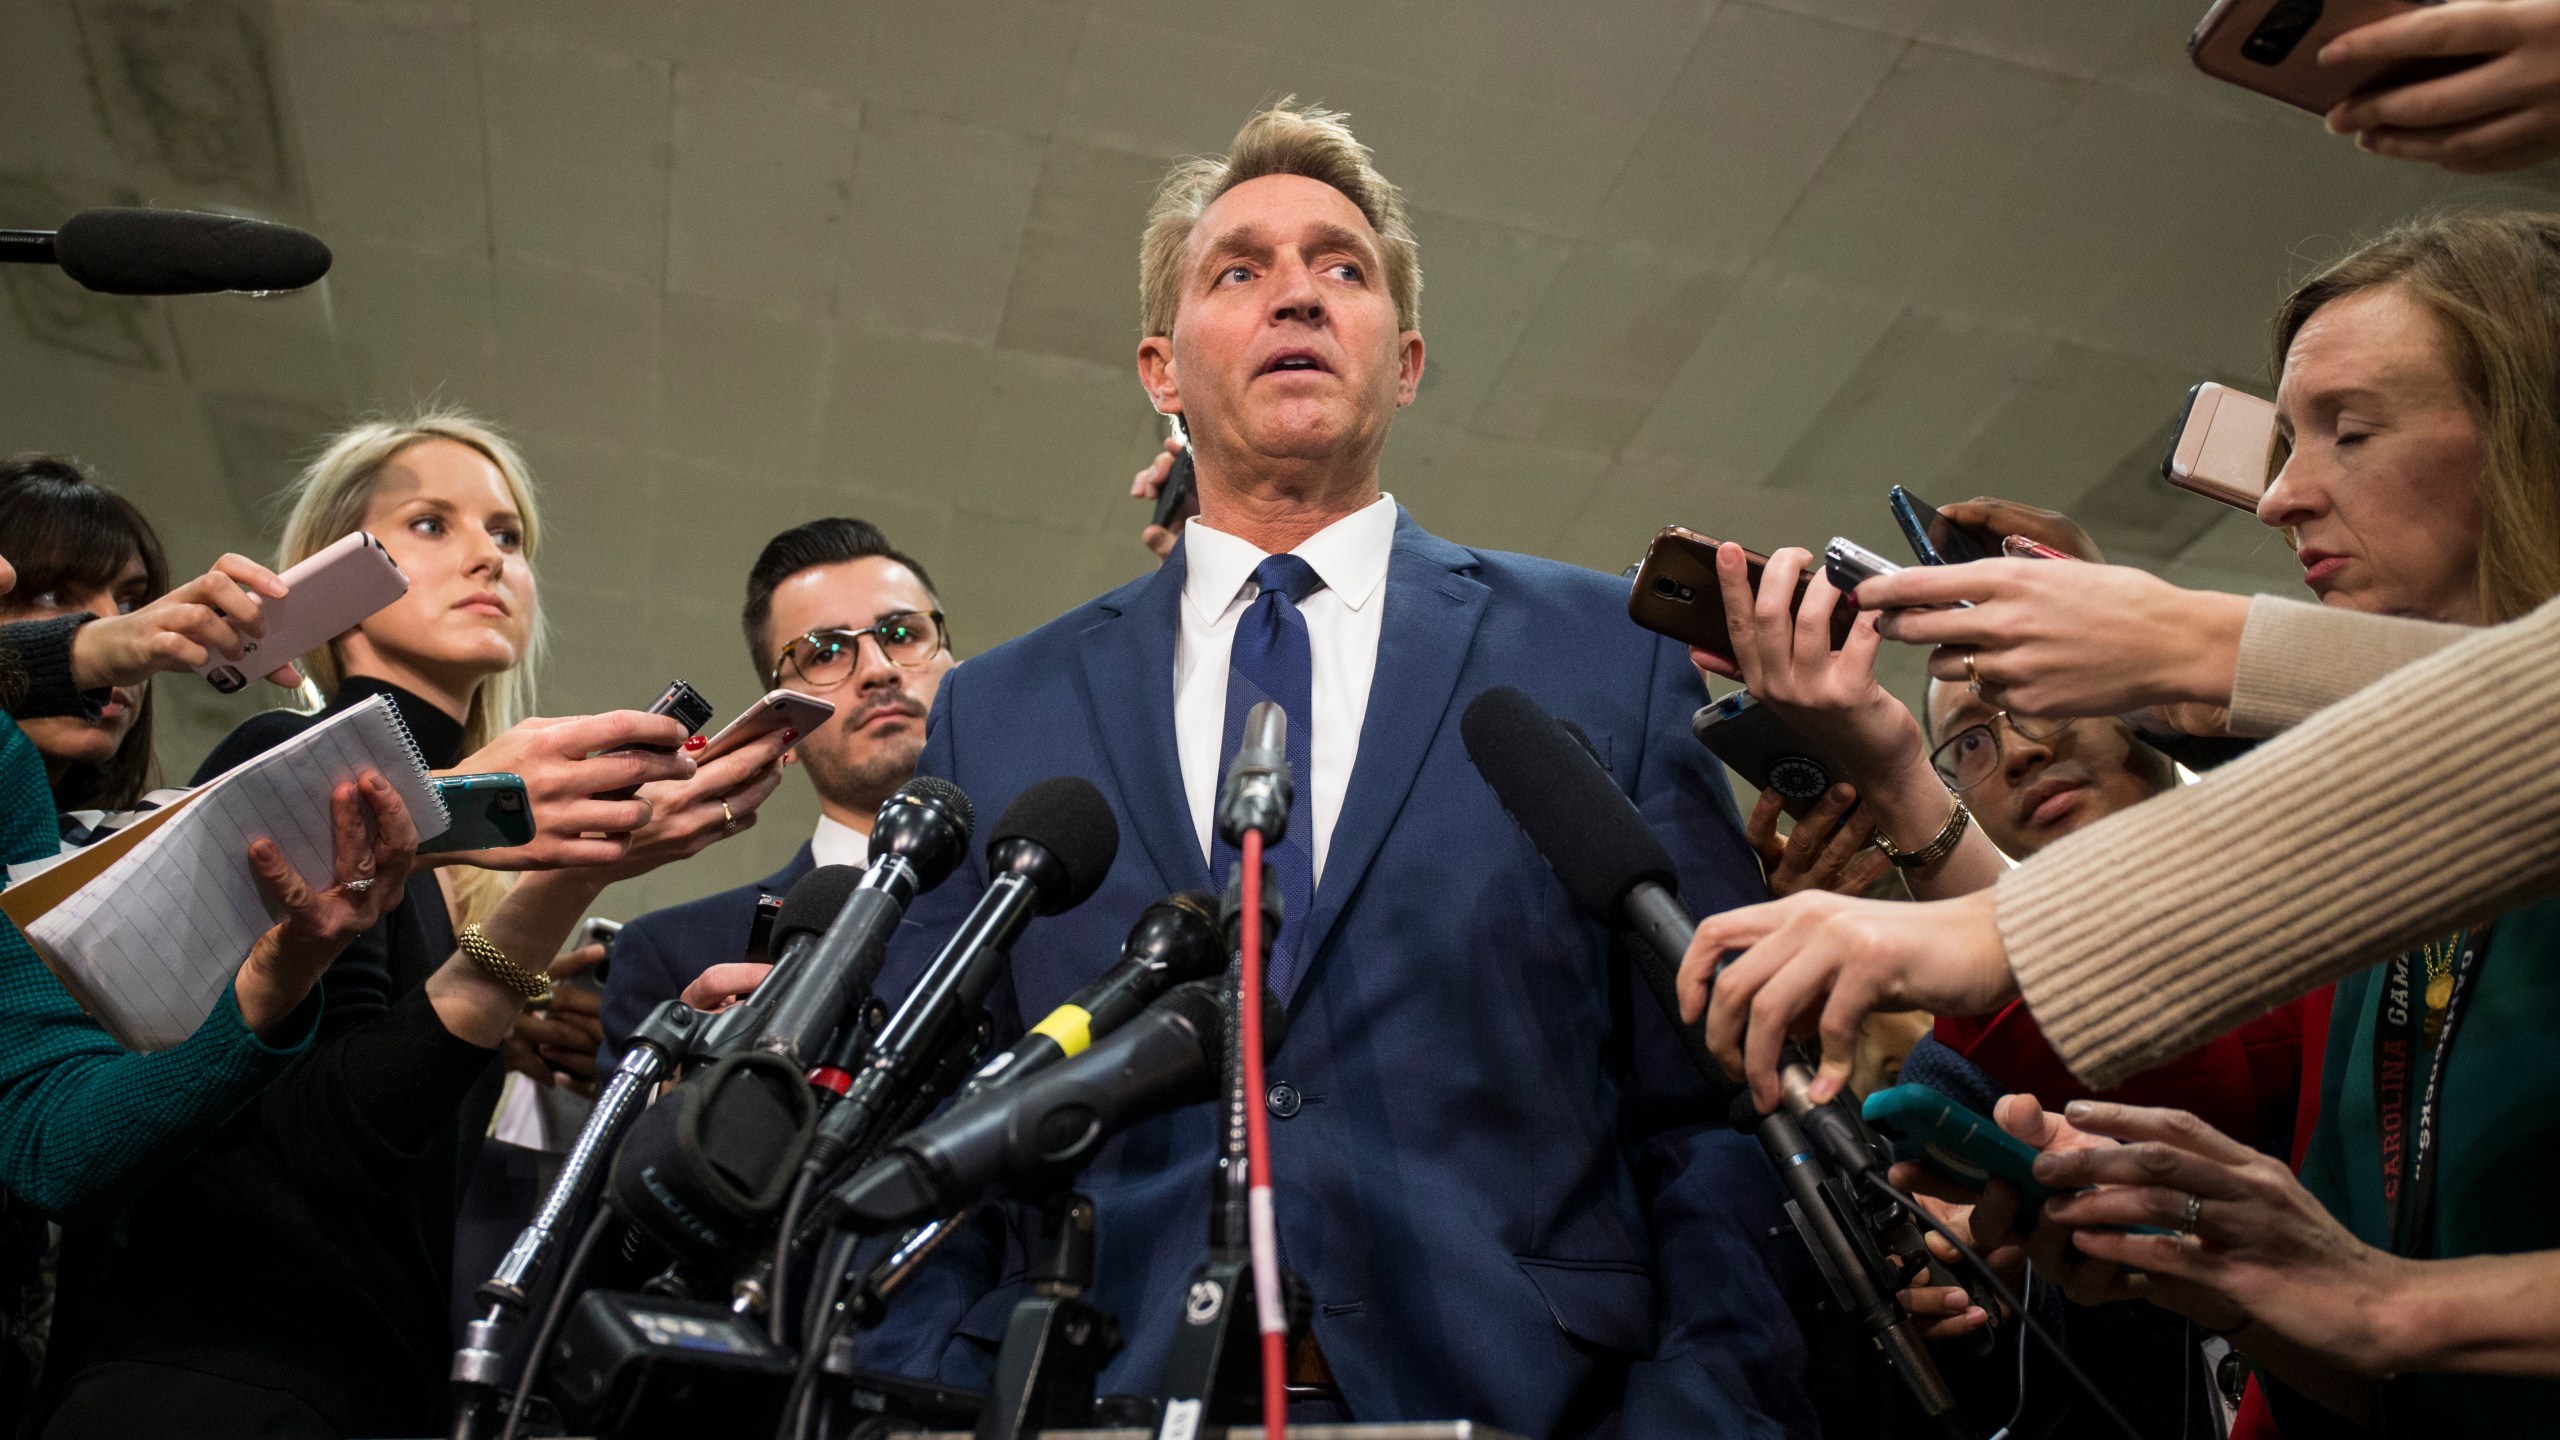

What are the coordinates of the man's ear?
(1138, 334, 1181, 415)
(1394, 330, 1426, 408)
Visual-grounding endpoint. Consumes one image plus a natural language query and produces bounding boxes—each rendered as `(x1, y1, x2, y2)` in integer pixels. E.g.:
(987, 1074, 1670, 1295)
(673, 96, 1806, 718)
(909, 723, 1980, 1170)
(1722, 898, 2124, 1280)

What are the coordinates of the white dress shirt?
(810, 812, 872, 871)
(1174, 493, 1396, 884)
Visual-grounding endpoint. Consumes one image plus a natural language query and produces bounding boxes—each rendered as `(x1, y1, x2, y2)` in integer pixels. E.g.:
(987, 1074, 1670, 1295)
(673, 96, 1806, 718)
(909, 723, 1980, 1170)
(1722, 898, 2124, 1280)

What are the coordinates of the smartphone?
(697, 689, 836, 764)
(2162, 381, 2279, 512)
(2001, 535, 2075, 561)
(1861, 1084, 2055, 1206)
(196, 531, 409, 693)
(1152, 446, 1199, 532)
(1822, 536, 1904, 593)
(1692, 690, 1855, 818)
(564, 916, 622, 989)
(598, 679, 715, 802)
(420, 772, 535, 855)
(1887, 487, 1996, 566)
(1627, 526, 1856, 663)
(2189, 0, 2469, 116)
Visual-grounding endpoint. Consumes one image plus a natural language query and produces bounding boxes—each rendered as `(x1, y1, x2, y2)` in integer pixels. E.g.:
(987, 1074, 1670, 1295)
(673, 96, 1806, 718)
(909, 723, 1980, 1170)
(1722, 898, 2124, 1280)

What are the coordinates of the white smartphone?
(196, 531, 409, 693)
(696, 688, 836, 763)
(2162, 381, 2279, 512)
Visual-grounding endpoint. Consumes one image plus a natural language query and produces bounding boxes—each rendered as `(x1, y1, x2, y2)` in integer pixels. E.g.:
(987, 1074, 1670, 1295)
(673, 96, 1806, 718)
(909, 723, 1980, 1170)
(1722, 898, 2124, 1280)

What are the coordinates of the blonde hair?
(1139, 99, 1421, 340)
(2271, 212, 2560, 623)
(279, 408, 545, 929)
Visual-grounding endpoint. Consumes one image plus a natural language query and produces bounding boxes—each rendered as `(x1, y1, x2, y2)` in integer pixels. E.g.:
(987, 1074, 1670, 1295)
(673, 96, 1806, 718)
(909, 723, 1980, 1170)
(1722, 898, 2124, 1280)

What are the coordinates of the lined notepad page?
(28, 695, 450, 1052)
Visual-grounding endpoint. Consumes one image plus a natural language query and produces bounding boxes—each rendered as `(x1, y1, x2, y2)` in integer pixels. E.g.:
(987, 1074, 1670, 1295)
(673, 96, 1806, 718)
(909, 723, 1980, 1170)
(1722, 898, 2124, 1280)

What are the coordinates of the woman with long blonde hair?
(31, 408, 793, 1439)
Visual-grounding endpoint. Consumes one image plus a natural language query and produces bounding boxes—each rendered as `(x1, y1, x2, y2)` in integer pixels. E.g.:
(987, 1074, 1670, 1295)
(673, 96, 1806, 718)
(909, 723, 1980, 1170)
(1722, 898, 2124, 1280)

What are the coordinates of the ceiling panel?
(482, 35, 672, 287)
(665, 69, 859, 313)
(0, 0, 2542, 909)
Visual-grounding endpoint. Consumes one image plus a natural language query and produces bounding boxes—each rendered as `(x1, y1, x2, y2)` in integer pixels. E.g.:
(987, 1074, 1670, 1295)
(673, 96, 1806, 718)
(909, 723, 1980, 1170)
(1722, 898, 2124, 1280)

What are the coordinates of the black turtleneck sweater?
(37, 677, 507, 1438)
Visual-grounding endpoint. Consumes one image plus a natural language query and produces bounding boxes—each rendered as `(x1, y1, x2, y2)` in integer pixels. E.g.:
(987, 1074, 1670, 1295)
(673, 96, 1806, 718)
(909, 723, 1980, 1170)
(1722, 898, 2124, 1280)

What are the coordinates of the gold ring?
(720, 799, 738, 833)
(1963, 648, 1983, 696)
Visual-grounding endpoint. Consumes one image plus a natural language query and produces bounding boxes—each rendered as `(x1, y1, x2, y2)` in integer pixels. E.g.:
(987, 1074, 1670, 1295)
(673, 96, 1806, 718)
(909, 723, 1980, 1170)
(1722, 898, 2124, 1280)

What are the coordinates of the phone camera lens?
(1651, 577, 1696, 603)
(2242, 0, 2323, 66)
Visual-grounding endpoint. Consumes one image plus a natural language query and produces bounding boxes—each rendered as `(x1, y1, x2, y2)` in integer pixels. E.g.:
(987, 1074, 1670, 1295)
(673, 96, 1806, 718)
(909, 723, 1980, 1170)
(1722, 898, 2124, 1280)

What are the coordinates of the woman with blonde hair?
(32, 408, 794, 1439)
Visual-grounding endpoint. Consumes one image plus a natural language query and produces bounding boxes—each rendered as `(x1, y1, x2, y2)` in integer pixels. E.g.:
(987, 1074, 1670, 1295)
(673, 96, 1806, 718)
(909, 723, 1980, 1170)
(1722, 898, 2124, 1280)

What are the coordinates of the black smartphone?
(600, 678, 715, 801)
(1692, 691, 1855, 820)
(1888, 486, 1995, 566)
(419, 772, 535, 855)
(1151, 446, 1198, 531)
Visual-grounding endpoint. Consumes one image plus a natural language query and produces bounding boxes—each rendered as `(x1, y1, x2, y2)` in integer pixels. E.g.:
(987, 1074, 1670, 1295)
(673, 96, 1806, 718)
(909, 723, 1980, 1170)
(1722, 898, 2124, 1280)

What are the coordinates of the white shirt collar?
(1182, 492, 1398, 625)
(810, 813, 871, 871)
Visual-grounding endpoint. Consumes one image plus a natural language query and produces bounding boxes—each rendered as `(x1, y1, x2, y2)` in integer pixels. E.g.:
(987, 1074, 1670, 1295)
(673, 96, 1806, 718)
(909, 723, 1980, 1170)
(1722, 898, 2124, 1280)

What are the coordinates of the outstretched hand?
(235, 773, 421, 1038)
(1745, 785, 1890, 900)
(1132, 433, 1189, 559)
(2324, 0, 2560, 173)
(1681, 888, 2017, 1110)
(74, 553, 302, 691)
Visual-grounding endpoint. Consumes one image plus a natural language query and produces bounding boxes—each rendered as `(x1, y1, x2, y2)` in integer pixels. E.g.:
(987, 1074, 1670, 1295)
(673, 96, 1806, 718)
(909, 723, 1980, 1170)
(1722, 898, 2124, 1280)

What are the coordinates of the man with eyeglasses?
(599, 517, 953, 1058)
(1909, 677, 2311, 1161)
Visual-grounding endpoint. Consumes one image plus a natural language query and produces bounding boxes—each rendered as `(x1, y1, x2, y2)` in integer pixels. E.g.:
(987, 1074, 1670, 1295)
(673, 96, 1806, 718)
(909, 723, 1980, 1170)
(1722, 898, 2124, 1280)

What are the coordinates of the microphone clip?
(1215, 701, 1293, 847)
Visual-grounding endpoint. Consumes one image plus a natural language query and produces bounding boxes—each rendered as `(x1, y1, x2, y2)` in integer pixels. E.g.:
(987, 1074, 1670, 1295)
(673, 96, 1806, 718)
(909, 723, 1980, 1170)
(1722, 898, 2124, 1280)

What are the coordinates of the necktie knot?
(1251, 553, 1324, 607)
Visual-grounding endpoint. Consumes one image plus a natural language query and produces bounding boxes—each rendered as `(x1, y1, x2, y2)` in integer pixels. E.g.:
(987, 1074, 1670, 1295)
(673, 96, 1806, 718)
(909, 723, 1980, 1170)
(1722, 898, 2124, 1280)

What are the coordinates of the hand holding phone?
(1863, 1083, 2055, 1206)
(191, 532, 410, 693)
(1887, 487, 1997, 566)
(420, 772, 535, 855)
(597, 679, 714, 802)
(697, 689, 835, 764)
(1628, 527, 1855, 664)
(2162, 381, 2279, 511)
(2190, 0, 2475, 116)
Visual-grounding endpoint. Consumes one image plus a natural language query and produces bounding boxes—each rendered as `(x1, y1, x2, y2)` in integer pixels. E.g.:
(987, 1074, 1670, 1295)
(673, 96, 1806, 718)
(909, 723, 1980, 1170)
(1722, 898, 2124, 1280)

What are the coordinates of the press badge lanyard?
(2372, 927, 2486, 1258)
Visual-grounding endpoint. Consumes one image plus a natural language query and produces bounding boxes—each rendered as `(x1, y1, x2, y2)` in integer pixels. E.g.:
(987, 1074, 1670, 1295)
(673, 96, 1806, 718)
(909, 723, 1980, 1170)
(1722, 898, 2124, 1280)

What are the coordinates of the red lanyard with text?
(2372, 927, 2486, 1258)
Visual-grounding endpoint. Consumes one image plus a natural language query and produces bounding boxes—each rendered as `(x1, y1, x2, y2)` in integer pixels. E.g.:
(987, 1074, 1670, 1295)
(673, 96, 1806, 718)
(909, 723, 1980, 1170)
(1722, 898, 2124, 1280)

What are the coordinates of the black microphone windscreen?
(1460, 685, 1676, 921)
(898, 774, 973, 837)
(989, 776, 1120, 911)
(773, 864, 865, 948)
(53, 208, 332, 295)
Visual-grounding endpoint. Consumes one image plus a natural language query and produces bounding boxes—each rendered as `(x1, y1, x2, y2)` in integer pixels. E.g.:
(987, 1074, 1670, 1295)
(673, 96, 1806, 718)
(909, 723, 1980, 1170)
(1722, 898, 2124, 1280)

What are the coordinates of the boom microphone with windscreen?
(740, 776, 974, 1067)
(955, 889, 1223, 1104)
(695, 863, 864, 1061)
(831, 977, 1276, 1231)
(0, 208, 333, 295)
(803, 775, 1122, 1174)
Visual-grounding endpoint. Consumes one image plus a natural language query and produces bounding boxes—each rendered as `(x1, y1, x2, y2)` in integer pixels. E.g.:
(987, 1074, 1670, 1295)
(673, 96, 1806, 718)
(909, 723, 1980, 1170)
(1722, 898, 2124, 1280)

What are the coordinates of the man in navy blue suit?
(858, 102, 1816, 1437)
(599, 518, 956, 1059)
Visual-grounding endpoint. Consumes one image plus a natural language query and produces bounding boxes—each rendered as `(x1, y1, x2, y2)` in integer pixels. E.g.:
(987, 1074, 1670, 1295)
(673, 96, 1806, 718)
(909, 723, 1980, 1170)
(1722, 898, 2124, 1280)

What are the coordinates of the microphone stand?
(969, 1190, 1120, 1440)
(450, 998, 709, 1440)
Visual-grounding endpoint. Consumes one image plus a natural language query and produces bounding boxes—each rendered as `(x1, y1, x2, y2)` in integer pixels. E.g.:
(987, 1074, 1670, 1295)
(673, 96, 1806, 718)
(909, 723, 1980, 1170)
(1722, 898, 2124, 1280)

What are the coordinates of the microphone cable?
(1237, 828, 1288, 1440)
(497, 1209, 614, 1440)
(1862, 1171, 2143, 1440)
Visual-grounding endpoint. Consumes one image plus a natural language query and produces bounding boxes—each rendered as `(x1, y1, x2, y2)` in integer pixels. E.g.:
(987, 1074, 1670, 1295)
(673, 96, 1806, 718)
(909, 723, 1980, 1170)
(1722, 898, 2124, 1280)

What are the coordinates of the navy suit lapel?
(1291, 511, 1488, 1000)
(1074, 549, 1210, 897)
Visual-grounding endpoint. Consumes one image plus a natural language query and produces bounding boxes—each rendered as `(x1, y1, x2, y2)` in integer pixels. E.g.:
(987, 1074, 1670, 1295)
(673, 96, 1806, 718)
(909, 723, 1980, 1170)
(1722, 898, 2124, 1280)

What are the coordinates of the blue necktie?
(1211, 553, 1323, 1000)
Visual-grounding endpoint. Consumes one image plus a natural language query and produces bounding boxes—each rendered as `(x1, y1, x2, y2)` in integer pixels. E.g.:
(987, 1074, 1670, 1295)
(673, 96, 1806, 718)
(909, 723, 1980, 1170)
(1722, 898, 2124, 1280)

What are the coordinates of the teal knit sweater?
(0, 712, 316, 1216)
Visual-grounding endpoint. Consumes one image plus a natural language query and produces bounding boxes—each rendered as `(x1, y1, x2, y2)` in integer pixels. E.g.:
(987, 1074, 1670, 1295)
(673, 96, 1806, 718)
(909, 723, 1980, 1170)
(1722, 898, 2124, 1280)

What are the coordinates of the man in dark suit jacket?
(600, 518, 956, 1058)
(855, 102, 1814, 1438)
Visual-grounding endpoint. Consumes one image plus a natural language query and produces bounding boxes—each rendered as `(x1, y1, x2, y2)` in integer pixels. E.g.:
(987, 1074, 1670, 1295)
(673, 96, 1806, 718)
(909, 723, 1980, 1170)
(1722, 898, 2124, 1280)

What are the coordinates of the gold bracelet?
(1877, 793, 1971, 871)
(457, 923, 552, 1004)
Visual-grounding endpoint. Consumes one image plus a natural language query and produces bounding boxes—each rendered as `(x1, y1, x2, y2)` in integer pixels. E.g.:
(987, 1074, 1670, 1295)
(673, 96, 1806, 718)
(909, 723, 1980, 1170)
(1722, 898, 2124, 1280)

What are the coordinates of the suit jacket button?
(1266, 1082, 1301, 1119)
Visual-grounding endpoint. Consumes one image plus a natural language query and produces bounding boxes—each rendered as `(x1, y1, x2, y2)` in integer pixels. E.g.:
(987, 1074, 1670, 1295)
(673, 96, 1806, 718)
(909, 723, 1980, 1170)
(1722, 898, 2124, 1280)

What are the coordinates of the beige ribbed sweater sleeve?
(1998, 593, 2560, 1088)
(2227, 595, 2474, 737)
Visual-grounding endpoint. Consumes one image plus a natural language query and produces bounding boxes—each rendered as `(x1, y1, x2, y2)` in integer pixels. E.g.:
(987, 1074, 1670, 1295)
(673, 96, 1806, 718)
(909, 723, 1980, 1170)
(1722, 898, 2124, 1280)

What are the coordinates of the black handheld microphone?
(727, 778, 975, 1067)
(695, 864, 865, 1061)
(954, 890, 1223, 1104)
(0, 208, 332, 294)
(1216, 699, 1292, 846)
(1462, 685, 1966, 1433)
(806, 776, 1122, 1172)
(832, 978, 1279, 1231)
(1460, 686, 1713, 1075)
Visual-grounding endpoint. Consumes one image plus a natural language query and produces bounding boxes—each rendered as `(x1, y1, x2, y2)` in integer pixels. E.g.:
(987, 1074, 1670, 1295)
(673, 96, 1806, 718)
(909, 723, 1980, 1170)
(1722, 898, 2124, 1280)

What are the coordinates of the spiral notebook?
(0, 694, 452, 1051)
